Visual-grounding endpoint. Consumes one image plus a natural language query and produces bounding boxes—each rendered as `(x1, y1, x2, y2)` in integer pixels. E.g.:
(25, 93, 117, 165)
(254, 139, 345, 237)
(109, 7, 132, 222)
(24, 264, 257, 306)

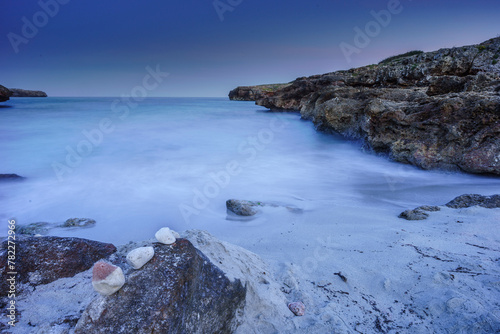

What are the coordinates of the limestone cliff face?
(0, 85, 11, 102)
(233, 37, 500, 175)
(9, 88, 47, 97)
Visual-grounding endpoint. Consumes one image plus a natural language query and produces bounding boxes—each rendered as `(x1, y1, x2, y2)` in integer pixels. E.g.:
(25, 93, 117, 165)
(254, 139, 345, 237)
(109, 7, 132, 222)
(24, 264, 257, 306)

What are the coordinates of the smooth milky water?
(1, 97, 499, 245)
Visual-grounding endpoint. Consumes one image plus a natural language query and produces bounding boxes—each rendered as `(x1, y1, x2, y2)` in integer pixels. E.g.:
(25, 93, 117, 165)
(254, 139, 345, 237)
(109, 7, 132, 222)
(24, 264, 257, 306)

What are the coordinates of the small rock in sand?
(445, 194, 500, 209)
(398, 208, 429, 220)
(155, 227, 177, 244)
(92, 261, 125, 296)
(126, 246, 155, 269)
(418, 205, 441, 212)
(288, 301, 305, 316)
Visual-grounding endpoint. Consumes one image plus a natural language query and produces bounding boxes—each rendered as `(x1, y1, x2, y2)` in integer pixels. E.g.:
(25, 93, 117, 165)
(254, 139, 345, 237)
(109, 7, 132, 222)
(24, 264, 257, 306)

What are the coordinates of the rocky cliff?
(0, 85, 11, 102)
(230, 37, 500, 175)
(229, 83, 291, 101)
(9, 88, 47, 97)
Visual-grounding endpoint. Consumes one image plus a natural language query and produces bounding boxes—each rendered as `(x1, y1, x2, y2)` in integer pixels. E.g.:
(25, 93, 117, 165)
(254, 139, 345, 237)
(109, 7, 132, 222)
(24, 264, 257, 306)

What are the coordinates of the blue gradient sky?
(1, 0, 499, 97)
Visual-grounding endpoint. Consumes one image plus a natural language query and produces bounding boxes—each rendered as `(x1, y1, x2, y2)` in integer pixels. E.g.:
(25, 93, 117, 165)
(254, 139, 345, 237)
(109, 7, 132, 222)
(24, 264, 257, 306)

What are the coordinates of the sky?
(1, 0, 500, 97)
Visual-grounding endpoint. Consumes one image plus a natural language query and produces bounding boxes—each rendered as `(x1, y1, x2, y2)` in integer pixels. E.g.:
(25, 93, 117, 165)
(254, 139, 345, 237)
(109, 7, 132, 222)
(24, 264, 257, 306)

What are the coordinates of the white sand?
(1, 270, 98, 334)
(190, 203, 500, 333)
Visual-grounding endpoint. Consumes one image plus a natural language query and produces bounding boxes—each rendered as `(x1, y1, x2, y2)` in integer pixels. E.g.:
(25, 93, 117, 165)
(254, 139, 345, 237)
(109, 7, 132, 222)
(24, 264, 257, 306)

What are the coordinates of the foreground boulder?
(183, 230, 294, 334)
(0, 236, 116, 296)
(233, 37, 500, 175)
(75, 238, 246, 334)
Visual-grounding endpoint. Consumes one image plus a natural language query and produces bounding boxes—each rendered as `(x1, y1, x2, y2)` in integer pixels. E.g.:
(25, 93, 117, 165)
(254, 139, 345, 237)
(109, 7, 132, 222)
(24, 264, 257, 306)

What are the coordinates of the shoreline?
(2, 194, 500, 333)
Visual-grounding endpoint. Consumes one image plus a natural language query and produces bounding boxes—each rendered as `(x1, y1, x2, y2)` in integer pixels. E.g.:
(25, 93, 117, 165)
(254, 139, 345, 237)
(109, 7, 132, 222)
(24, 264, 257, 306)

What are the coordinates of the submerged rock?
(445, 194, 500, 209)
(75, 239, 246, 334)
(226, 199, 303, 217)
(16, 222, 52, 235)
(226, 199, 261, 216)
(92, 261, 125, 296)
(17, 218, 97, 236)
(0, 173, 25, 181)
(61, 217, 97, 228)
(0, 236, 116, 296)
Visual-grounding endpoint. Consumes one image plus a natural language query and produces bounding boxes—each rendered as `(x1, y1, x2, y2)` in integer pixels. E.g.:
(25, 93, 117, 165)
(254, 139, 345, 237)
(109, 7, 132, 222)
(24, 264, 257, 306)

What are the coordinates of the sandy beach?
(4, 198, 499, 333)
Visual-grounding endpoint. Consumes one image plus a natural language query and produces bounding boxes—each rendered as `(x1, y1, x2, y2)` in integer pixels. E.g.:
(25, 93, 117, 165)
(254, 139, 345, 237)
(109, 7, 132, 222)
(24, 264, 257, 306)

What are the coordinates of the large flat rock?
(0, 236, 116, 296)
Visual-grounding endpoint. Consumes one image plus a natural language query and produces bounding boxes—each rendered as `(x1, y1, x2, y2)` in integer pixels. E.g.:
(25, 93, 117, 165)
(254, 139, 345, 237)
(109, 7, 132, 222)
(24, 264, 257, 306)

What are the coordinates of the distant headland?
(0, 85, 47, 102)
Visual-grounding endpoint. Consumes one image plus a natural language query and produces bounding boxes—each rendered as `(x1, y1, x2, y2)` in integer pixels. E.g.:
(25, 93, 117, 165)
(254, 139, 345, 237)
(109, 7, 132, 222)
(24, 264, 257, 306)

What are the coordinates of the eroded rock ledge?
(229, 83, 291, 101)
(230, 37, 500, 175)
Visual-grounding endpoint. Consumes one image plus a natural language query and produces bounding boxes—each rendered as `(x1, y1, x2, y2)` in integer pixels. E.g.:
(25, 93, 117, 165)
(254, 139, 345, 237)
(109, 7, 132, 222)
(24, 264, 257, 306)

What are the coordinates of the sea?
(1, 97, 499, 245)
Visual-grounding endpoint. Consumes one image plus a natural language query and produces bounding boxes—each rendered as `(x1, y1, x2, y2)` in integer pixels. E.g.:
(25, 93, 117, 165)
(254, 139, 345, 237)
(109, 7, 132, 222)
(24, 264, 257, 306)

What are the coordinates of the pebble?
(92, 261, 125, 296)
(126, 246, 155, 269)
(155, 227, 177, 245)
(288, 301, 305, 316)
